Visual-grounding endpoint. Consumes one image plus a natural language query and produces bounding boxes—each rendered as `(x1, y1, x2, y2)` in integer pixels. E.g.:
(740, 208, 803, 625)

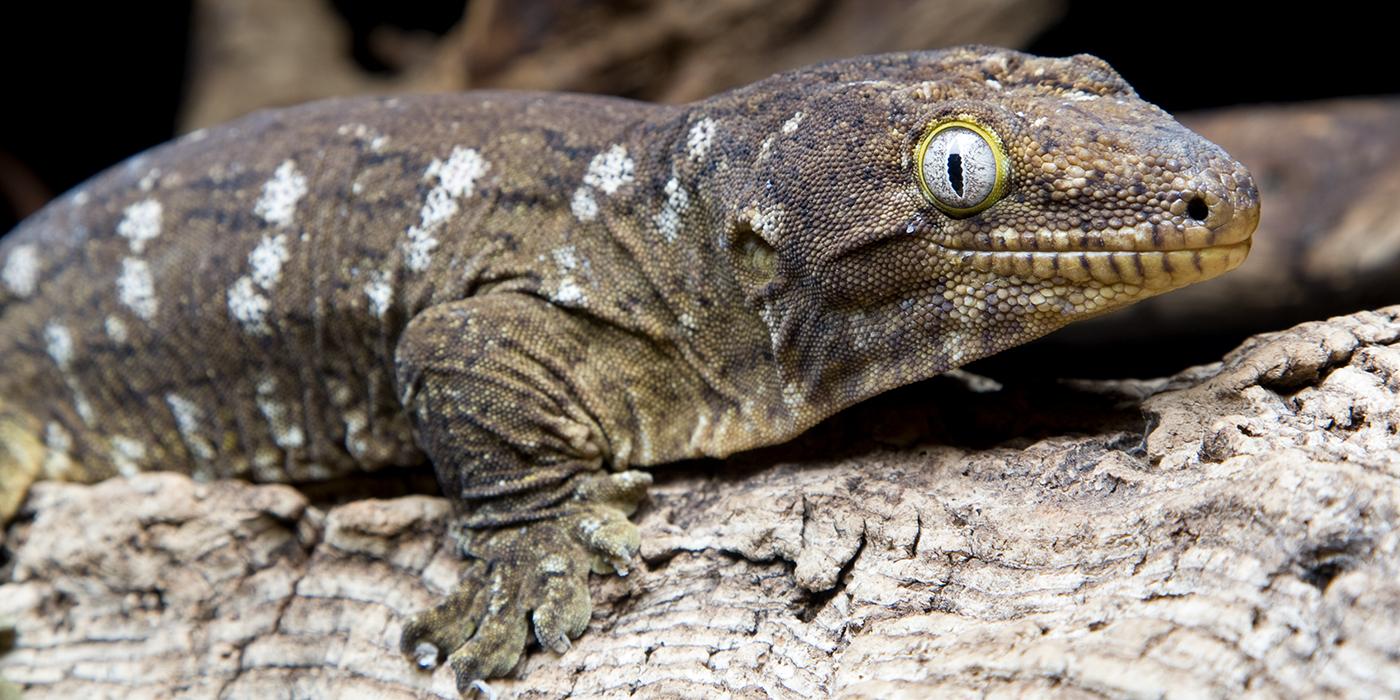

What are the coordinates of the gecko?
(0, 46, 1258, 691)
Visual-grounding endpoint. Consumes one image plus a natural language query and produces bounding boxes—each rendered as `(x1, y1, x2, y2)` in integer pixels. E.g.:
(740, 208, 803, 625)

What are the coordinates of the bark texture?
(3, 306, 1400, 698)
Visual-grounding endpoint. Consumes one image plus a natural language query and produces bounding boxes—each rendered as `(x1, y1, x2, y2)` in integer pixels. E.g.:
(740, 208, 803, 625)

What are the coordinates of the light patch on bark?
(404, 147, 490, 272)
(254, 160, 309, 229)
(116, 199, 163, 254)
(3, 243, 39, 297)
(687, 117, 716, 160)
(116, 257, 158, 320)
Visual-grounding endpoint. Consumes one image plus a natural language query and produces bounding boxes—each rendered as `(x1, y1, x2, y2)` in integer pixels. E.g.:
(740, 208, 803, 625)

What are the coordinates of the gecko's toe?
(574, 469, 652, 514)
(532, 563, 592, 652)
(399, 584, 485, 668)
(402, 500, 643, 682)
(575, 506, 641, 575)
(446, 598, 531, 690)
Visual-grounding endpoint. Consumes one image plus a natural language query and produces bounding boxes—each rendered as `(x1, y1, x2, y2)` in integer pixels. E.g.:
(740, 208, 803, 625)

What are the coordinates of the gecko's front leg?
(392, 294, 657, 687)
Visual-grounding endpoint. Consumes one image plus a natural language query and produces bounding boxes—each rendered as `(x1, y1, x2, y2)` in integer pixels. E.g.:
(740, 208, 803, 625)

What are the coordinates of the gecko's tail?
(0, 403, 43, 524)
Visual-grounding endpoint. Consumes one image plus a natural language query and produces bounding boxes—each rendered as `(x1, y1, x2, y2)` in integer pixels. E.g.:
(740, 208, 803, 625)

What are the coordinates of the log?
(3, 305, 1399, 698)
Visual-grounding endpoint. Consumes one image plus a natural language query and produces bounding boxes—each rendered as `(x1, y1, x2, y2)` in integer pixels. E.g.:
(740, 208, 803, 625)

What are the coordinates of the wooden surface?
(3, 306, 1398, 698)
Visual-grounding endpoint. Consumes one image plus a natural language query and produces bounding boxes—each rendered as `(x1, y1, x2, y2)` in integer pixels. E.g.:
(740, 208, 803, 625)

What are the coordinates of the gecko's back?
(0, 91, 668, 496)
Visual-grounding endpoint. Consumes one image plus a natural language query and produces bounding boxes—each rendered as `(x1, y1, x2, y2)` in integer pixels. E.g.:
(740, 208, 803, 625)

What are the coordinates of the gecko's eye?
(915, 119, 1009, 217)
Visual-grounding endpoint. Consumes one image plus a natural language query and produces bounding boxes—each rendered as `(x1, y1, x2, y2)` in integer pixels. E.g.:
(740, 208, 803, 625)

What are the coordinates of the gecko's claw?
(401, 478, 647, 687)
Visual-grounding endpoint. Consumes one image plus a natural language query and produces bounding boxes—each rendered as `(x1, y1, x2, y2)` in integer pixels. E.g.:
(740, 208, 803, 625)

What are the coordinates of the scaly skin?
(0, 47, 1258, 690)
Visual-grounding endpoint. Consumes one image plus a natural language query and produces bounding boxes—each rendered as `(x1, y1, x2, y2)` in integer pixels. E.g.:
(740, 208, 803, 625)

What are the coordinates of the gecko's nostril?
(1186, 195, 1209, 222)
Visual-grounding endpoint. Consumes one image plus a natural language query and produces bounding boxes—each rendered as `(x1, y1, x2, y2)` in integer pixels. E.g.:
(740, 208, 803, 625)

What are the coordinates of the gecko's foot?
(401, 470, 651, 690)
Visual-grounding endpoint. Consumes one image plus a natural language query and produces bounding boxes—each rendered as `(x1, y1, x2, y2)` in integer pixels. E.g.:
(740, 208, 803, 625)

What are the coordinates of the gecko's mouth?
(934, 197, 1259, 291)
(950, 240, 1251, 292)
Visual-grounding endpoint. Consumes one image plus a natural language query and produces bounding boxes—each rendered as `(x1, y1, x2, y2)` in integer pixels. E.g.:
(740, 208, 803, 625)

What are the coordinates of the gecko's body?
(0, 47, 1258, 689)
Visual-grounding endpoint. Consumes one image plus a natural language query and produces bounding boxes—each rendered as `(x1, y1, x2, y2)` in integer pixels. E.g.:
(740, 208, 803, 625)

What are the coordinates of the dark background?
(3, 2, 1396, 234)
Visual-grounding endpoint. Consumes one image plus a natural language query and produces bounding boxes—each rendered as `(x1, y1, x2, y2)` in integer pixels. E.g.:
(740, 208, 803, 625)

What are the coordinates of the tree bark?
(3, 306, 1399, 698)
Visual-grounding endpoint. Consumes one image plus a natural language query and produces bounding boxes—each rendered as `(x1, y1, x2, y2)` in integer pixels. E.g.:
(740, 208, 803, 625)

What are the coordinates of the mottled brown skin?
(0, 47, 1258, 689)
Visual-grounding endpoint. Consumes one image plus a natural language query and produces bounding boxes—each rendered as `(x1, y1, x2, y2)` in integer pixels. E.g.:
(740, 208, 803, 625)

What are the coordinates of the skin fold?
(0, 46, 1258, 690)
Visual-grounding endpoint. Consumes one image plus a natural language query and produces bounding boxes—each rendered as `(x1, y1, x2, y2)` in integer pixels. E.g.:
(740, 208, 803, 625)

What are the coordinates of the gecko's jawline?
(951, 240, 1251, 289)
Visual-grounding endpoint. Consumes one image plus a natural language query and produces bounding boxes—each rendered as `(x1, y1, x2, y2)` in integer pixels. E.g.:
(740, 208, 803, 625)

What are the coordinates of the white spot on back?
(653, 176, 690, 243)
(116, 199, 162, 254)
(364, 270, 393, 320)
(248, 234, 290, 289)
(781, 112, 804, 135)
(255, 376, 305, 449)
(44, 323, 73, 369)
(72, 388, 95, 427)
(688, 412, 711, 452)
(336, 123, 389, 151)
(104, 315, 129, 343)
(571, 187, 598, 222)
(552, 245, 578, 271)
(583, 145, 635, 195)
(554, 279, 585, 304)
(404, 147, 489, 272)
(687, 118, 716, 161)
(228, 276, 271, 335)
(42, 422, 75, 479)
(116, 257, 158, 320)
(138, 169, 161, 192)
(3, 244, 39, 297)
(110, 435, 147, 477)
(548, 245, 589, 304)
(985, 79, 1003, 90)
(343, 407, 371, 459)
(254, 160, 309, 228)
(757, 135, 775, 162)
(166, 393, 215, 460)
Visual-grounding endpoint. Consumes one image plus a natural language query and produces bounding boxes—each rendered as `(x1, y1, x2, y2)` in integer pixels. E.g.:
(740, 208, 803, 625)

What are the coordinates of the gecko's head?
(720, 46, 1259, 403)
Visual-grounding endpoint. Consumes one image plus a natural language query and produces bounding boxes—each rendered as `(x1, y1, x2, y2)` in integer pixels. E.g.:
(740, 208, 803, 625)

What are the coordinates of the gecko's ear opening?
(732, 220, 776, 280)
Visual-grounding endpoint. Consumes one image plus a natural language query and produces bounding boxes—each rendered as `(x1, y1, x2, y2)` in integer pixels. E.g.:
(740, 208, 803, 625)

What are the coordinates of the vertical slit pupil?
(947, 153, 964, 197)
